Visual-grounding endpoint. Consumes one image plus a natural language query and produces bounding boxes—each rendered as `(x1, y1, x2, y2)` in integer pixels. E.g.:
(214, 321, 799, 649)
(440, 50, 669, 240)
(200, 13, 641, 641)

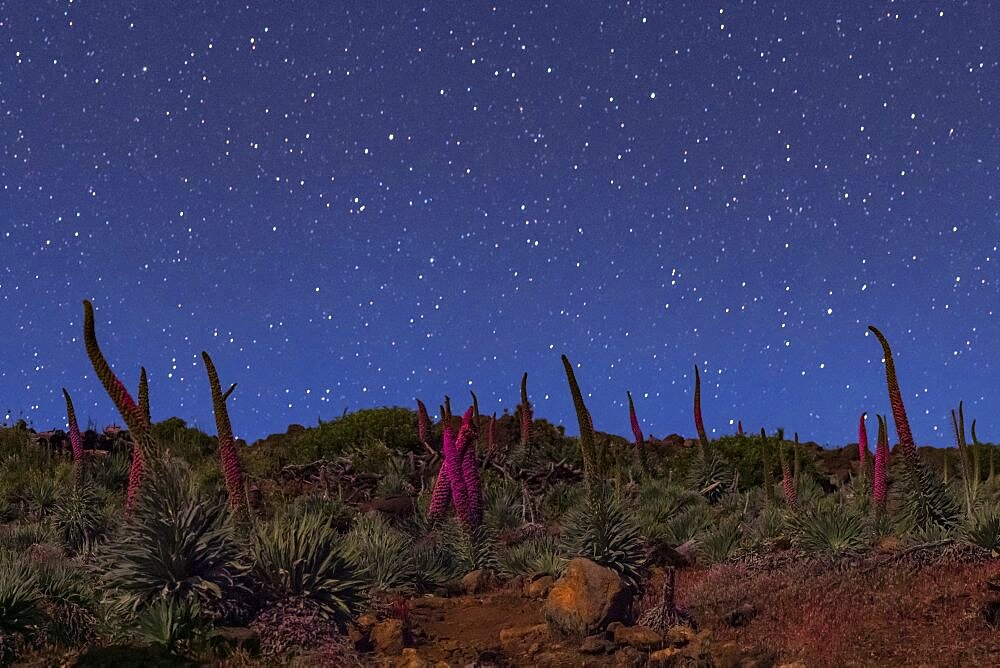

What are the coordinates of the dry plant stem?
(202, 351, 247, 513)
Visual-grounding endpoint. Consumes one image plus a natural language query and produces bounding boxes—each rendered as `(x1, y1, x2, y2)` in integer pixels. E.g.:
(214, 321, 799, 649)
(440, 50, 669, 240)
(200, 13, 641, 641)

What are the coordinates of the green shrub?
(97, 458, 248, 615)
(133, 596, 208, 655)
(342, 513, 419, 595)
(697, 516, 743, 565)
(562, 490, 645, 588)
(51, 483, 105, 552)
(792, 502, 869, 560)
(498, 535, 566, 578)
(963, 502, 1000, 553)
(250, 510, 362, 625)
(292, 408, 420, 462)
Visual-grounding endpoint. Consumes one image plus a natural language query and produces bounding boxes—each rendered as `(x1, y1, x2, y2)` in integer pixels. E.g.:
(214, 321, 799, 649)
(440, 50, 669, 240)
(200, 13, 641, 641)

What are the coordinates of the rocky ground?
(352, 551, 1000, 667)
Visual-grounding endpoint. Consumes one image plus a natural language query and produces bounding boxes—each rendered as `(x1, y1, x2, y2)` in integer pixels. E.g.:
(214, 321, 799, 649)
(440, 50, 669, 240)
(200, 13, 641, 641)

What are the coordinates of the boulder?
(664, 624, 696, 647)
(213, 626, 259, 653)
(544, 558, 632, 637)
(723, 603, 757, 628)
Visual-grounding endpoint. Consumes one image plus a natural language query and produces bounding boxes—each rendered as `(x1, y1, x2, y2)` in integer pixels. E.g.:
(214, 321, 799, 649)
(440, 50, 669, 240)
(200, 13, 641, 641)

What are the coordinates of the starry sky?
(2, 2, 997, 446)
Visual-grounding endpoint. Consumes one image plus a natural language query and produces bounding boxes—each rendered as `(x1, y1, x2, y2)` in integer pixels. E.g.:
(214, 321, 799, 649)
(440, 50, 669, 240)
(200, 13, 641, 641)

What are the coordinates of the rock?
(460, 569, 492, 594)
(527, 574, 556, 598)
(395, 647, 430, 668)
(613, 645, 646, 667)
(723, 603, 757, 628)
(649, 647, 681, 665)
(371, 618, 408, 655)
(544, 558, 632, 637)
(499, 623, 549, 653)
(579, 633, 613, 655)
(664, 624, 696, 647)
(612, 624, 663, 651)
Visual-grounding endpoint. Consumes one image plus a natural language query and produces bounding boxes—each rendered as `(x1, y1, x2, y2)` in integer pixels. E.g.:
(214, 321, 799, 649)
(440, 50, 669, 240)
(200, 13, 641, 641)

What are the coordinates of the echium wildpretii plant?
(951, 401, 980, 519)
(869, 325, 959, 533)
(561, 355, 601, 499)
(427, 406, 482, 528)
(83, 299, 157, 515)
(627, 390, 650, 473)
(760, 427, 775, 504)
(202, 351, 246, 514)
(873, 414, 890, 512)
(684, 366, 732, 502)
(858, 412, 869, 470)
(779, 435, 797, 508)
(560, 354, 645, 586)
(62, 388, 85, 480)
(971, 419, 994, 482)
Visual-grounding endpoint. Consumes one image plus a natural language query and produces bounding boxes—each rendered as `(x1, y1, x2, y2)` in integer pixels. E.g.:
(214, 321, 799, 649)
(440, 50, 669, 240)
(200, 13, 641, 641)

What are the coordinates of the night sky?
(2, 2, 997, 446)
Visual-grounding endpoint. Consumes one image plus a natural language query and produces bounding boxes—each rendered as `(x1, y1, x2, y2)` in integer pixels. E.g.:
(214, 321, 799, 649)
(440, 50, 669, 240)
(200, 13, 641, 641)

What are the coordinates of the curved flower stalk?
(62, 388, 85, 479)
(873, 414, 889, 511)
(627, 390, 649, 472)
(737, 421, 744, 438)
(415, 398, 436, 459)
(471, 391, 480, 422)
(693, 366, 709, 449)
(561, 355, 600, 496)
(867, 326, 916, 459)
(83, 300, 155, 515)
(484, 413, 498, 461)
(858, 412, 869, 469)
(202, 351, 245, 513)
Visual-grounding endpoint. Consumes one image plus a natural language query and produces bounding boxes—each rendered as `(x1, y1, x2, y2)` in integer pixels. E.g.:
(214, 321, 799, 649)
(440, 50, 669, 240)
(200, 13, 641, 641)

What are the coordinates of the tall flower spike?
(873, 414, 889, 510)
(416, 399, 431, 448)
(138, 366, 151, 428)
(457, 407, 482, 527)
(561, 355, 599, 495)
(443, 395, 452, 423)
(627, 390, 649, 472)
(780, 440, 797, 508)
(693, 366, 709, 449)
(444, 413, 471, 524)
(737, 420, 744, 437)
(519, 372, 532, 450)
(858, 412, 869, 469)
(793, 432, 801, 481)
(486, 412, 497, 458)
(202, 351, 246, 513)
(868, 326, 916, 459)
(83, 300, 154, 515)
(62, 388, 85, 478)
(760, 427, 775, 503)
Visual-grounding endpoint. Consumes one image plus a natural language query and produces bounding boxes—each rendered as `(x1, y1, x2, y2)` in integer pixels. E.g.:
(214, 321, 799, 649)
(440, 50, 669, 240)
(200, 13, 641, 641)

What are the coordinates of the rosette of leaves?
(0, 557, 43, 638)
(684, 445, 734, 504)
(132, 596, 208, 656)
(696, 515, 743, 565)
(561, 488, 646, 588)
(635, 478, 702, 546)
(962, 501, 1000, 554)
(97, 457, 248, 616)
(483, 479, 524, 532)
(791, 502, 869, 560)
(892, 453, 961, 537)
(250, 509, 362, 626)
(342, 513, 419, 595)
(51, 482, 105, 552)
(498, 535, 567, 578)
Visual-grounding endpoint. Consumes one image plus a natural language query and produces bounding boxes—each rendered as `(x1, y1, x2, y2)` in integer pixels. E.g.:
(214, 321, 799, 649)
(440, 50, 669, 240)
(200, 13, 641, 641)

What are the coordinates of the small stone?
(372, 618, 407, 655)
(649, 647, 681, 665)
(664, 624, 696, 647)
(613, 645, 646, 667)
(499, 623, 549, 653)
(461, 569, 492, 594)
(395, 647, 429, 668)
(612, 624, 663, 651)
(527, 574, 556, 598)
(580, 633, 613, 655)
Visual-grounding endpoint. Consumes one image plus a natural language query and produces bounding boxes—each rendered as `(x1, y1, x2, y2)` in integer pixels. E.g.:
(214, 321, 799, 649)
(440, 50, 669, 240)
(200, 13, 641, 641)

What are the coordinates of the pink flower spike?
(858, 412, 869, 468)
